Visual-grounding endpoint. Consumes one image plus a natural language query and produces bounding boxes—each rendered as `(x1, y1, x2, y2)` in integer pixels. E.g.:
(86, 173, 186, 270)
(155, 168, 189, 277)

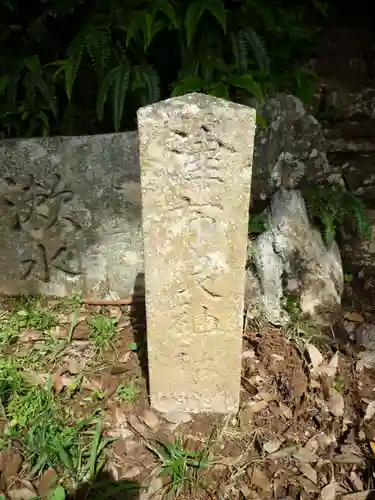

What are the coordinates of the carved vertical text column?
(138, 93, 256, 413)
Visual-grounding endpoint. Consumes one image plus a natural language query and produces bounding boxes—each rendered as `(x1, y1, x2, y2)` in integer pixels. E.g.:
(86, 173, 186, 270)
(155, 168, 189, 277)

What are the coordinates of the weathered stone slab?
(138, 93, 256, 413)
(0, 132, 144, 298)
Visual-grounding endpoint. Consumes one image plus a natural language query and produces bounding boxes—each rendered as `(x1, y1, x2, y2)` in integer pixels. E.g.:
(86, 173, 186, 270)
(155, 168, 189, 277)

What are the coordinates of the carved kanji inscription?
(1, 173, 82, 282)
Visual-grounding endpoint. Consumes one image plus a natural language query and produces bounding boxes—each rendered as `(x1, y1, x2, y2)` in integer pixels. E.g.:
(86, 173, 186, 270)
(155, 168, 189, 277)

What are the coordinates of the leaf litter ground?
(1, 280, 375, 499)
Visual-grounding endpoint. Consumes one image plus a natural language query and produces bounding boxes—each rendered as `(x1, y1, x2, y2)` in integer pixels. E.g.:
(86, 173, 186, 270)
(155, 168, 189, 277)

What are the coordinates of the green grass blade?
(89, 422, 102, 478)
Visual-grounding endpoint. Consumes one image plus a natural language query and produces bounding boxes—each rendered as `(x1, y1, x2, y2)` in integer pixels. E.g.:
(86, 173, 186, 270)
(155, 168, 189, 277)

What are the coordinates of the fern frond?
(132, 64, 160, 104)
(96, 60, 130, 131)
(320, 209, 336, 248)
(96, 67, 117, 122)
(143, 72, 160, 103)
(84, 24, 111, 77)
(33, 75, 57, 117)
(240, 27, 270, 72)
(112, 62, 130, 132)
(65, 23, 112, 100)
(6, 73, 20, 107)
(229, 30, 249, 71)
(303, 183, 372, 248)
(22, 72, 36, 109)
(65, 28, 86, 101)
(346, 192, 372, 239)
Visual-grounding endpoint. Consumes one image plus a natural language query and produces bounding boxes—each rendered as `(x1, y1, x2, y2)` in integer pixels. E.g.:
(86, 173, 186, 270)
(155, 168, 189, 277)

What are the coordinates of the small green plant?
(15, 419, 112, 486)
(303, 183, 372, 249)
(248, 212, 268, 235)
(0, 299, 58, 348)
(13, 298, 59, 331)
(116, 381, 140, 404)
(146, 437, 212, 496)
(334, 375, 345, 394)
(0, 358, 26, 408)
(282, 295, 323, 351)
(58, 294, 84, 311)
(88, 314, 118, 353)
(344, 273, 353, 283)
(7, 383, 55, 429)
(47, 485, 67, 500)
(0, 312, 19, 347)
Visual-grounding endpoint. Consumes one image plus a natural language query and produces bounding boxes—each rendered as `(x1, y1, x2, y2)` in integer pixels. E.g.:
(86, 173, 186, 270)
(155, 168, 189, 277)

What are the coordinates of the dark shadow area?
(68, 471, 142, 500)
(130, 272, 149, 393)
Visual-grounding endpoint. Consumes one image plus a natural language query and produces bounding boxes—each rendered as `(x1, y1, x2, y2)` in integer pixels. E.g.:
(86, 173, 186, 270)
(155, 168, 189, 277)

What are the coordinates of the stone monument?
(138, 93, 256, 413)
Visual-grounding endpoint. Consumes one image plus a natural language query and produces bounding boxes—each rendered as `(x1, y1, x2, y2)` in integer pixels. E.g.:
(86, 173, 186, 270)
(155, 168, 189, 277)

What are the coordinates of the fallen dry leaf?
(110, 364, 131, 375)
(263, 440, 282, 454)
(240, 401, 268, 425)
(248, 400, 269, 415)
(344, 312, 365, 323)
(242, 348, 256, 359)
(37, 468, 58, 497)
(122, 465, 143, 479)
(332, 453, 364, 465)
(329, 352, 339, 371)
(52, 372, 75, 394)
(279, 403, 293, 419)
(299, 462, 318, 483)
(147, 477, 165, 499)
(248, 466, 270, 490)
(294, 447, 319, 463)
(269, 446, 298, 459)
(0, 448, 22, 485)
(22, 371, 47, 387)
(312, 352, 339, 379)
(109, 308, 122, 319)
(327, 388, 344, 417)
(64, 311, 88, 324)
(127, 414, 158, 443)
(299, 476, 319, 494)
(350, 471, 364, 491)
(321, 482, 337, 500)
(102, 374, 118, 398)
(306, 344, 324, 369)
(343, 491, 374, 500)
(81, 376, 102, 393)
(19, 329, 43, 342)
(65, 358, 82, 375)
(70, 321, 90, 340)
(8, 488, 36, 500)
(142, 410, 160, 429)
(257, 391, 277, 402)
(364, 400, 375, 421)
(162, 411, 192, 424)
(114, 407, 127, 426)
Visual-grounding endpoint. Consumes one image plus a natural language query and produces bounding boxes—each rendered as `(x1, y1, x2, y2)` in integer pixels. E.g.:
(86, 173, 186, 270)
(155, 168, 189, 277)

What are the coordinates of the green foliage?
(145, 436, 212, 495)
(282, 295, 324, 352)
(116, 381, 141, 403)
(0, 362, 113, 491)
(248, 212, 268, 235)
(303, 183, 372, 248)
(88, 313, 119, 353)
(0, 0, 328, 137)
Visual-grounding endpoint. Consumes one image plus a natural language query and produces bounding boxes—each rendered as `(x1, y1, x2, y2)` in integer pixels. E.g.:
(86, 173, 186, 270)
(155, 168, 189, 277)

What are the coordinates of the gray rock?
(0, 132, 143, 299)
(252, 94, 331, 201)
(248, 188, 344, 326)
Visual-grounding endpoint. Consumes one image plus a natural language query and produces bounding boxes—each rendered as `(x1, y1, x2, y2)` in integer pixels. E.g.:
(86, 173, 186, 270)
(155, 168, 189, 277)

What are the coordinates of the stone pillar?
(137, 93, 256, 413)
